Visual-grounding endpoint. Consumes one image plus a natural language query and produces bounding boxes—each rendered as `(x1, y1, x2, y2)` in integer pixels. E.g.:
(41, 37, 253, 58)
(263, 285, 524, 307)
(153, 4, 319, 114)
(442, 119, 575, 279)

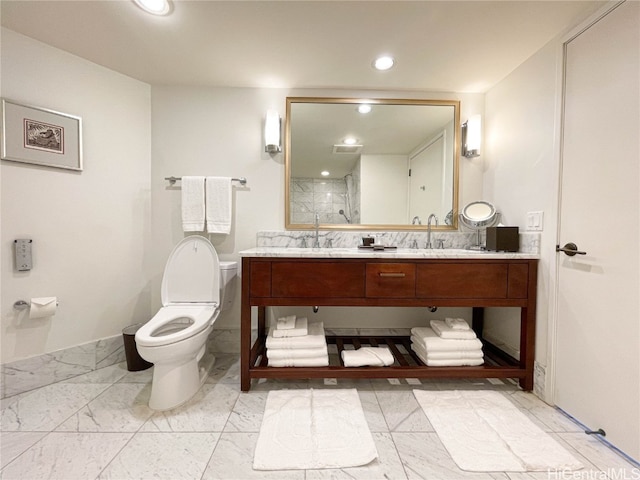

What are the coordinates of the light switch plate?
(526, 211, 544, 231)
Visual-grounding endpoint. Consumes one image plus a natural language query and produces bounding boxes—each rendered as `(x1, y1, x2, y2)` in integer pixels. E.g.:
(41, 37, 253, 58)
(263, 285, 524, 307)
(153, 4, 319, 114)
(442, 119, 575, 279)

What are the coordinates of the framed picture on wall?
(1, 98, 83, 171)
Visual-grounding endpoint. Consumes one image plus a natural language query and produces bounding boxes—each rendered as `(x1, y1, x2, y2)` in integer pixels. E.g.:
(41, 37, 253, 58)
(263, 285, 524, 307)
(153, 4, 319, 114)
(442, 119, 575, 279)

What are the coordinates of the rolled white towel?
(445, 317, 470, 330)
(430, 320, 477, 340)
(266, 345, 328, 360)
(268, 356, 329, 367)
(412, 342, 484, 367)
(276, 315, 297, 330)
(410, 327, 482, 352)
(273, 317, 308, 338)
(341, 347, 394, 367)
(266, 321, 326, 350)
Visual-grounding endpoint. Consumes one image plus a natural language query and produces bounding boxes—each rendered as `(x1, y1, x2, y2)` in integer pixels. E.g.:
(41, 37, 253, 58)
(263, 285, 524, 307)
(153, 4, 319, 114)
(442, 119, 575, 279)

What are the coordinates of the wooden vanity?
(240, 249, 538, 392)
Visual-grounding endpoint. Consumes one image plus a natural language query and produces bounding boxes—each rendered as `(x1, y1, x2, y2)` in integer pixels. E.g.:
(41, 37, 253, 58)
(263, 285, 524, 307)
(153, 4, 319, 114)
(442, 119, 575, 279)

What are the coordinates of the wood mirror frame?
(285, 97, 460, 231)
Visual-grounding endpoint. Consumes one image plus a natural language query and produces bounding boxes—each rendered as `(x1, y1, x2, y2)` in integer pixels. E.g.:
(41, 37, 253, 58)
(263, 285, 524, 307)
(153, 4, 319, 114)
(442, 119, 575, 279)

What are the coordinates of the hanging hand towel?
(181, 176, 205, 232)
(205, 176, 232, 234)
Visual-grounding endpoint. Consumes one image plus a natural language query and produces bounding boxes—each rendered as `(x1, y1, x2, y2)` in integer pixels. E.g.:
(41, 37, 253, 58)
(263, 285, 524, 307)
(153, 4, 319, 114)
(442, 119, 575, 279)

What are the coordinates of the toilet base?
(148, 352, 216, 411)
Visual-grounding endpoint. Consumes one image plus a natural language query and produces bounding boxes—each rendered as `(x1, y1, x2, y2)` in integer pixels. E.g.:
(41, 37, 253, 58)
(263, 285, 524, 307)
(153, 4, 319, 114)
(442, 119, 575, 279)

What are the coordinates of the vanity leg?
(240, 259, 251, 392)
(519, 305, 536, 391)
(472, 307, 484, 340)
(519, 261, 537, 391)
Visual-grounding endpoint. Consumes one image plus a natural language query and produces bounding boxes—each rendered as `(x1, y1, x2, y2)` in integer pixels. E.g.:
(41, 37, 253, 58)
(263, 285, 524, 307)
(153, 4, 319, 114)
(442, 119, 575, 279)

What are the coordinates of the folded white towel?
(266, 345, 329, 360)
(430, 320, 478, 340)
(341, 347, 394, 367)
(272, 317, 309, 338)
(412, 342, 484, 366)
(416, 348, 484, 360)
(268, 356, 329, 367)
(276, 315, 297, 330)
(410, 327, 483, 352)
(266, 321, 326, 350)
(445, 317, 470, 330)
(205, 176, 232, 234)
(181, 176, 205, 232)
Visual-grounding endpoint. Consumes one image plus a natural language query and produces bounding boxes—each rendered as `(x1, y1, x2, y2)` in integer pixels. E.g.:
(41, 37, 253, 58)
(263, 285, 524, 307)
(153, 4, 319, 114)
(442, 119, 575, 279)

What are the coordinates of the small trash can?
(122, 323, 153, 372)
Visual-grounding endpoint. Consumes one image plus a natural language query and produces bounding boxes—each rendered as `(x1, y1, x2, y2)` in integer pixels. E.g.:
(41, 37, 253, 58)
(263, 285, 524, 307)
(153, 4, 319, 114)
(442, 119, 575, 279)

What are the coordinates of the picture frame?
(1, 98, 83, 171)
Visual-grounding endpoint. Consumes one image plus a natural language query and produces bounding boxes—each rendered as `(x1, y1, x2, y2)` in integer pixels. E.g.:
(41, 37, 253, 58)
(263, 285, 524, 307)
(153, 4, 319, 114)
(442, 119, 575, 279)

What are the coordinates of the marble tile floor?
(1, 354, 638, 480)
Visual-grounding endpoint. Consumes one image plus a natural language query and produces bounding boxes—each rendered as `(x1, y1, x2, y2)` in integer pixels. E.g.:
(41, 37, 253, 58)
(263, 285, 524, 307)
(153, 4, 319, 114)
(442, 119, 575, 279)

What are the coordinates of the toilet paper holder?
(13, 299, 59, 310)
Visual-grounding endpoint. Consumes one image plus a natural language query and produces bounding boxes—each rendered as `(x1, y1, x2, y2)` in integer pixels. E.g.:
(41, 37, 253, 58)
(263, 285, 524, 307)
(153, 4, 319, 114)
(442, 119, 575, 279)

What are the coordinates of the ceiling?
(1, 0, 603, 93)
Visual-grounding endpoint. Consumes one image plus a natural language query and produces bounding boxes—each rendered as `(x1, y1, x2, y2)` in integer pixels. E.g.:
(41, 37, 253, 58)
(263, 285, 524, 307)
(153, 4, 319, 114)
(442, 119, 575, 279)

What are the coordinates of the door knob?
(556, 242, 587, 256)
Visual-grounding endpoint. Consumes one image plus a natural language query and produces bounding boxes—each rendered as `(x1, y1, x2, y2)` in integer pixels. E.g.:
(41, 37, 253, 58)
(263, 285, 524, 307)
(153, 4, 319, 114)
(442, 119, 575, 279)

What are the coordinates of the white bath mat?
(413, 390, 584, 472)
(253, 389, 378, 470)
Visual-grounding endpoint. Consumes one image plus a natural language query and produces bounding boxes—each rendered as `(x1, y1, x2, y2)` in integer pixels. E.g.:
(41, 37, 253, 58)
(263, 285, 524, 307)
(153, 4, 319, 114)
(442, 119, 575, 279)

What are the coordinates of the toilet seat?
(136, 236, 222, 349)
(135, 305, 218, 348)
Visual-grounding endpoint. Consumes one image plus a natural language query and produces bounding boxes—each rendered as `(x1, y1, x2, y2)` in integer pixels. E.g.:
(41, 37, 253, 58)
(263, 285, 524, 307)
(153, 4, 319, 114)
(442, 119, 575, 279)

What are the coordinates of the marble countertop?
(239, 247, 539, 259)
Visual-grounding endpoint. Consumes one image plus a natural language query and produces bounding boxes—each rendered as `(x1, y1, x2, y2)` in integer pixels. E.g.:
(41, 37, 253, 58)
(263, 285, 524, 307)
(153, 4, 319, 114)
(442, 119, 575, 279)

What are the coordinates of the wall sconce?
(264, 110, 281, 154)
(461, 114, 481, 158)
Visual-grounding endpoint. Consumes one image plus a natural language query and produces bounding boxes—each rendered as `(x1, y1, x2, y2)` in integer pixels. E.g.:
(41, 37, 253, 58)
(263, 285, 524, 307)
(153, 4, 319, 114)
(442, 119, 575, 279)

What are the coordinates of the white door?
(408, 133, 445, 223)
(555, 1, 639, 460)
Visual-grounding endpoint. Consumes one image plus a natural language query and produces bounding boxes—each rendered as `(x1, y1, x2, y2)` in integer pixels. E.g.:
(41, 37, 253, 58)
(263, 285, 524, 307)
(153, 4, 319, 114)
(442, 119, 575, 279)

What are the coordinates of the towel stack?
(411, 318, 484, 366)
(266, 318, 329, 367)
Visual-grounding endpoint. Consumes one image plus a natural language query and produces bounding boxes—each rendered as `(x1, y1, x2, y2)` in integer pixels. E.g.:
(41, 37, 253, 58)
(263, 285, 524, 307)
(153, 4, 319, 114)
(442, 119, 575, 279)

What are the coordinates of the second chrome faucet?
(426, 213, 439, 249)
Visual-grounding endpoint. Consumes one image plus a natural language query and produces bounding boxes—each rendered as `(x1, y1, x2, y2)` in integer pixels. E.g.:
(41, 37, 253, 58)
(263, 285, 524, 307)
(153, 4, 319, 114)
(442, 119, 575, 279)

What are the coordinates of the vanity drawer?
(416, 263, 509, 299)
(271, 262, 365, 298)
(366, 263, 416, 298)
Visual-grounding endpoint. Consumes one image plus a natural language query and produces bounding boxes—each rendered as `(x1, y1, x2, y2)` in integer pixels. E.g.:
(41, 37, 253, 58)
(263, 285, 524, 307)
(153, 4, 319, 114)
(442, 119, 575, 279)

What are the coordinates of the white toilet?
(135, 236, 237, 411)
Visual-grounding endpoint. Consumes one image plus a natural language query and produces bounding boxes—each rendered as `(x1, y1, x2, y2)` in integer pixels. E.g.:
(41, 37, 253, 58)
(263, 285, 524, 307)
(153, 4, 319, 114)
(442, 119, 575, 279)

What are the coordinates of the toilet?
(135, 235, 237, 411)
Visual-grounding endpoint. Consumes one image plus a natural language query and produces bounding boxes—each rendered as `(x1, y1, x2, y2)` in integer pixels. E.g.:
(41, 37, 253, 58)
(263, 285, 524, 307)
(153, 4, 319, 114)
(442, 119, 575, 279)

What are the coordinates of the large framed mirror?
(285, 97, 460, 231)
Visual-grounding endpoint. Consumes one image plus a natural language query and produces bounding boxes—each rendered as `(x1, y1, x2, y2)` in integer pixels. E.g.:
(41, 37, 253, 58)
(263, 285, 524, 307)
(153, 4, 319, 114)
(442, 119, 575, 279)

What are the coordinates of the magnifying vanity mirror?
(285, 97, 460, 231)
(459, 200, 499, 250)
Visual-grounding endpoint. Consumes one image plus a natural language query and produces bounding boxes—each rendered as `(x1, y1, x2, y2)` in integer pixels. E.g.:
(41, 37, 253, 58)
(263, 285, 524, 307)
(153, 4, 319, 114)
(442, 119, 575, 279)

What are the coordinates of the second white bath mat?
(253, 388, 378, 470)
(414, 390, 584, 472)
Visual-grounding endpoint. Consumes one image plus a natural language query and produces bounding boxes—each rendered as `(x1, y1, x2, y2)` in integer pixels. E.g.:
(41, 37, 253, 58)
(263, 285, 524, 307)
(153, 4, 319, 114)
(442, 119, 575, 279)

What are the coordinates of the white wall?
(483, 39, 562, 376)
(1, 29, 152, 363)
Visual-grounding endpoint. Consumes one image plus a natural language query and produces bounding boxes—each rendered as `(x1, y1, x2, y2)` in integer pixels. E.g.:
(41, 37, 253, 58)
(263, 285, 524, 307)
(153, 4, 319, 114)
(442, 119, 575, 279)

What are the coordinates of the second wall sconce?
(461, 114, 481, 158)
(264, 110, 281, 154)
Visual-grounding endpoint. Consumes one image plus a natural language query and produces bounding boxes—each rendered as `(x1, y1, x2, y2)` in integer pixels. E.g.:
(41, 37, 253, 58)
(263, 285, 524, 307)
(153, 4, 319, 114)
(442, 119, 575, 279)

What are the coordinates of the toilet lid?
(161, 236, 220, 306)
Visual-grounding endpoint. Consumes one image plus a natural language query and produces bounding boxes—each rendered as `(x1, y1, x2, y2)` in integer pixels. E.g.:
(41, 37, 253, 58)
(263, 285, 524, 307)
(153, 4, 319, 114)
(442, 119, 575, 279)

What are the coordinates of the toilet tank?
(219, 261, 238, 311)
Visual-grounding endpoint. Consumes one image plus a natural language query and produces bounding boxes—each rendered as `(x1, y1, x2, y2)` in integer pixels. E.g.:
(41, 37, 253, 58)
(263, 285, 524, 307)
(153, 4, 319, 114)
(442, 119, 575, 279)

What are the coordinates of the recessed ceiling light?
(133, 0, 171, 15)
(321, 170, 330, 176)
(343, 137, 358, 145)
(357, 104, 372, 114)
(372, 55, 395, 71)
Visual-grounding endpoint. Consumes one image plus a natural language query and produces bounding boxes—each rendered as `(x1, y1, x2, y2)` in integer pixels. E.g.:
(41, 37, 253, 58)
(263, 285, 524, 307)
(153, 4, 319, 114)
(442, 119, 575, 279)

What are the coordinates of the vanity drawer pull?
(379, 272, 406, 278)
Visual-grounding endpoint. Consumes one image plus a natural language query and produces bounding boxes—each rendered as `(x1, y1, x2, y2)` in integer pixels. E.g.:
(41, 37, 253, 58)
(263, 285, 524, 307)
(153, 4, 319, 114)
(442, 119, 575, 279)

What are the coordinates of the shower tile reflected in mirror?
(290, 177, 360, 225)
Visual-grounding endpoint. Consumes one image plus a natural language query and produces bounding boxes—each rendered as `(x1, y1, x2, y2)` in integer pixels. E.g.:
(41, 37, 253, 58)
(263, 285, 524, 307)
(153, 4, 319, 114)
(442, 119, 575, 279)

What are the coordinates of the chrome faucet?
(313, 213, 320, 248)
(426, 214, 439, 249)
(412, 215, 422, 225)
